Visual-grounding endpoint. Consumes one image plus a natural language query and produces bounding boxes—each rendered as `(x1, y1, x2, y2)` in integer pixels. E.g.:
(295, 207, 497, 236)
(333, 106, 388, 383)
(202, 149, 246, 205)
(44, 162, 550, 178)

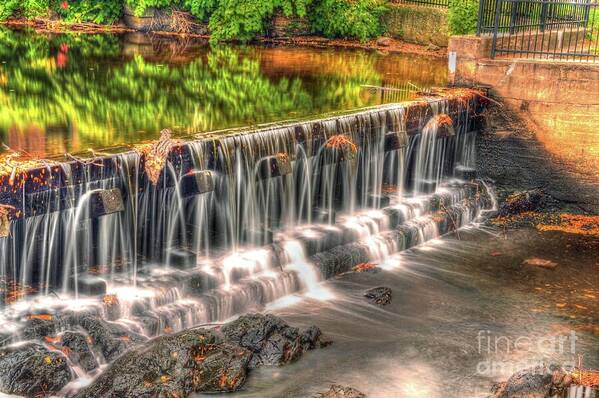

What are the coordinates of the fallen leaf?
(523, 258, 558, 269)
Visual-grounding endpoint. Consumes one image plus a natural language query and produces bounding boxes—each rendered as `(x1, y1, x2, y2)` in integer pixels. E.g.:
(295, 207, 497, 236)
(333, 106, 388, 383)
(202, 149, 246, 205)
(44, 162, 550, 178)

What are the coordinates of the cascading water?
(0, 89, 492, 395)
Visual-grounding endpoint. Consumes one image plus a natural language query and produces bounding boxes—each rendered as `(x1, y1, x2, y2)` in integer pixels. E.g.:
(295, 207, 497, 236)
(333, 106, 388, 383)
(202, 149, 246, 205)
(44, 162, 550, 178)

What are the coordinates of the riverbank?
(0, 18, 447, 58)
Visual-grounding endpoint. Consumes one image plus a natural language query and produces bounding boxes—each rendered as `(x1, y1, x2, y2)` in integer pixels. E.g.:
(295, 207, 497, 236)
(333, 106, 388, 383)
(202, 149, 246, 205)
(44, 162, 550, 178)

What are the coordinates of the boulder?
(364, 287, 392, 306)
(317, 384, 367, 397)
(21, 315, 58, 340)
(61, 331, 99, 372)
(68, 313, 147, 362)
(489, 365, 569, 398)
(499, 190, 546, 217)
(73, 328, 251, 398)
(0, 342, 72, 397)
(221, 314, 325, 368)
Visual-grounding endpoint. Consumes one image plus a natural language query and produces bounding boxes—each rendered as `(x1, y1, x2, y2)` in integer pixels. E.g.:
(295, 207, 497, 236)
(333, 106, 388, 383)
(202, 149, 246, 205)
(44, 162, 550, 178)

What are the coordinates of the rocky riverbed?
(0, 313, 328, 397)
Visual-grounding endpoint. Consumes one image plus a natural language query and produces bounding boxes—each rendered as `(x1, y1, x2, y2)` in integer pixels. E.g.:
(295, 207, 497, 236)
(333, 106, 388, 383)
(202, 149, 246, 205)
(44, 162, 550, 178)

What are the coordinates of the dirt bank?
(1, 18, 446, 58)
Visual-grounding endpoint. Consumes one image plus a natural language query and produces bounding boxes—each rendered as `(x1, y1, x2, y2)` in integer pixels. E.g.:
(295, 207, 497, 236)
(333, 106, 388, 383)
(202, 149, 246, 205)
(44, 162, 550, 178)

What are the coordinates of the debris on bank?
(537, 214, 599, 238)
(364, 287, 392, 306)
(316, 384, 367, 398)
(523, 258, 558, 269)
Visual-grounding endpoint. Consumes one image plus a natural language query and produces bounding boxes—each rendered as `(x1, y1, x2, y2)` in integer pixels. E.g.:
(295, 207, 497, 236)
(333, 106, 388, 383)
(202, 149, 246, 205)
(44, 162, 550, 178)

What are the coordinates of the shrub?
(448, 0, 479, 35)
(0, 1, 20, 21)
(310, 0, 387, 42)
(208, 0, 276, 42)
(207, 0, 312, 42)
(0, 0, 49, 21)
(57, 0, 123, 24)
(184, 0, 218, 21)
(125, 0, 177, 16)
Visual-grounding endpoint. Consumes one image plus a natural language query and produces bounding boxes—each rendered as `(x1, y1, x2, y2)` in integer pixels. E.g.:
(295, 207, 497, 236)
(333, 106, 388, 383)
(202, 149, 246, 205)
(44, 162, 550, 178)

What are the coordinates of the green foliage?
(23, 0, 51, 18)
(126, 0, 178, 16)
(0, 0, 49, 21)
(0, 1, 20, 21)
(448, 0, 479, 35)
(57, 0, 123, 24)
(183, 0, 217, 21)
(208, 0, 276, 42)
(310, 0, 387, 41)
(0, 29, 387, 151)
(1, 0, 385, 41)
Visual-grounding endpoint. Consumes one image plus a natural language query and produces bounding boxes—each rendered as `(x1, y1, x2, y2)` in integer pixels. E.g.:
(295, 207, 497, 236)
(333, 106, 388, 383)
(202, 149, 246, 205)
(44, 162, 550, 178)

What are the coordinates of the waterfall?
(0, 91, 492, 362)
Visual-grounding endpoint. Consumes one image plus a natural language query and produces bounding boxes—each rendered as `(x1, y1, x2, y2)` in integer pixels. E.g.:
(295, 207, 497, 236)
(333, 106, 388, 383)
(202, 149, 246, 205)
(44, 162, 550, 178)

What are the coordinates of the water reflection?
(0, 28, 447, 157)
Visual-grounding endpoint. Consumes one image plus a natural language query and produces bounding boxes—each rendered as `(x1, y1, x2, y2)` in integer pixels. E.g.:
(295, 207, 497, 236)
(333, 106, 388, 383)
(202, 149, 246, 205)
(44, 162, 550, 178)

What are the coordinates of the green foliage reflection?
(0, 29, 391, 154)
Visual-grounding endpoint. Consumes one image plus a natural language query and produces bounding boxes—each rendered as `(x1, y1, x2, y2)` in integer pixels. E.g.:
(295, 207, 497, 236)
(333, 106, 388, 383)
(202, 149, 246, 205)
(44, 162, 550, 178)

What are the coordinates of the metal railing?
(477, 0, 599, 62)
(394, 0, 450, 8)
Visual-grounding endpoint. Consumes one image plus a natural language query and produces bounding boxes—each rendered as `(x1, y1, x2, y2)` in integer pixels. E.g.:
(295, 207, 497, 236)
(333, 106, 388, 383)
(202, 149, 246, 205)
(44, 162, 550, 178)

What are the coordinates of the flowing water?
(2, 28, 591, 398)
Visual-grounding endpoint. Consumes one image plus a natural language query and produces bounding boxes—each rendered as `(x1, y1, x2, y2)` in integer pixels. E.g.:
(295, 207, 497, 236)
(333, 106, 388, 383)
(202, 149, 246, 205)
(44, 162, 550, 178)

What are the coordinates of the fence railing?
(394, 0, 449, 8)
(477, 0, 599, 62)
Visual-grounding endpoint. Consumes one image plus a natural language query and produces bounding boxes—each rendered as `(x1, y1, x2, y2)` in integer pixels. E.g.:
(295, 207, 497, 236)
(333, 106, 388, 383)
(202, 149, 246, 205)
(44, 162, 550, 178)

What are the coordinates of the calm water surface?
(0, 28, 447, 157)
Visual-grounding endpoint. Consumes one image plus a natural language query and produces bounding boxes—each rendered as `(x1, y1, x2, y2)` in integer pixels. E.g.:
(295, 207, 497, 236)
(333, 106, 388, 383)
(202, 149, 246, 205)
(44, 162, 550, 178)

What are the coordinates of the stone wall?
(449, 34, 599, 181)
(384, 3, 450, 47)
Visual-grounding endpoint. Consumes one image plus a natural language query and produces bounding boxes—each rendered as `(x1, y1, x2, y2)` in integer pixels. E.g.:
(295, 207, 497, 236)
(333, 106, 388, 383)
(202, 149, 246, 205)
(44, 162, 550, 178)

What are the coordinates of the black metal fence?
(395, 0, 450, 8)
(477, 0, 599, 61)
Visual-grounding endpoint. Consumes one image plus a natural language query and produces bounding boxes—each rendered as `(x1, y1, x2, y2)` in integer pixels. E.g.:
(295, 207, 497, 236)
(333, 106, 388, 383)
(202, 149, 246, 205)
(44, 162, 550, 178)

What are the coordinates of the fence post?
(509, 0, 518, 33)
(477, 0, 486, 35)
(583, 0, 592, 26)
(540, 0, 548, 31)
(491, 0, 503, 57)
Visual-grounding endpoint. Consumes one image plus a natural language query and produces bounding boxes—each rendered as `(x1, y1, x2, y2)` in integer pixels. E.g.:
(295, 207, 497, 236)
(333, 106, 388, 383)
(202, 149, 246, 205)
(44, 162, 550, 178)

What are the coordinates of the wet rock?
(312, 243, 371, 279)
(0, 342, 72, 397)
(221, 314, 324, 368)
(488, 365, 563, 398)
(0, 332, 12, 348)
(364, 287, 392, 306)
(317, 384, 366, 398)
(70, 313, 147, 362)
(498, 189, 546, 217)
(22, 315, 58, 340)
(73, 328, 251, 398)
(61, 331, 99, 372)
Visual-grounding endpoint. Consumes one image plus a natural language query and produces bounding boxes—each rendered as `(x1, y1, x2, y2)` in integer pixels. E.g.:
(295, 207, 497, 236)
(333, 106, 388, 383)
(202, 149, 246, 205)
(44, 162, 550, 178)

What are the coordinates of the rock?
(0, 342, 72, 397)
(317, 384, 366, 398)
(426, 43, 441, 52)
(61, 331, 99, 372)
(0, 332, 12, 348)
(488, 365, 565, 398)
(498, 190, 546, 217)
(69, 313, 147, 362)
(364, 287, 392, 306)
(21, 314, 58, 340)
(376, 37, 393, 47)
(73, 328, 251, 398)
(221, 314, 324, 368)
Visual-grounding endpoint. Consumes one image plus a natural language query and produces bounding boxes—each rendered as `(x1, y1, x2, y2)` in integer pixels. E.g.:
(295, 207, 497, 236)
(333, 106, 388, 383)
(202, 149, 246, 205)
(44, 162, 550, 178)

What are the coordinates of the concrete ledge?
(384, 3, 449, 47)
(0, 90, 486, 222)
